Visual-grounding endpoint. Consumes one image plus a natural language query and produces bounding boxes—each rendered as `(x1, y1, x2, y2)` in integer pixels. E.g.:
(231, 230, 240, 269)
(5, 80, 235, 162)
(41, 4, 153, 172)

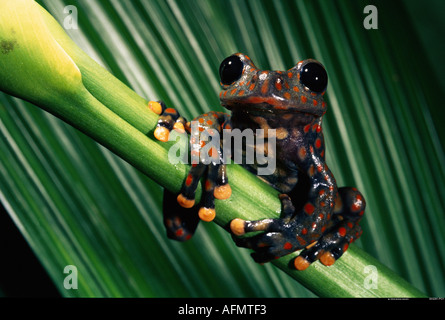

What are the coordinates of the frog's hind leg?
(163, 189, 200, 241)
(295, 187, 366, 269)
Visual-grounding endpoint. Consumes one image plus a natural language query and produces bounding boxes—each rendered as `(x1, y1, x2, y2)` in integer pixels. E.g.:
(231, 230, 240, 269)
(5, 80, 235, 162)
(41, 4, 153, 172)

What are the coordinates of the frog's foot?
(231, 216, 359, 267)
(153, 103, 232, 224)
(178, 161, 231, 222)
(295, 187, 366, 270)
(231, 189, 365, 269)
(150, 100, 188, 142)
(230, 194, 300, 263)
(230, 218, 303, 263)
(177, 112, 232, 222)
(163, 189, 200, 241)
(294, 222, 362, 270)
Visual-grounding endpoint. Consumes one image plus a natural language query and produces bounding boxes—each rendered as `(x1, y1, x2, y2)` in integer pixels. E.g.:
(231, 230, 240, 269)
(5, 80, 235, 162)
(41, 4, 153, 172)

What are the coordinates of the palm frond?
(0, 0, 443, 297)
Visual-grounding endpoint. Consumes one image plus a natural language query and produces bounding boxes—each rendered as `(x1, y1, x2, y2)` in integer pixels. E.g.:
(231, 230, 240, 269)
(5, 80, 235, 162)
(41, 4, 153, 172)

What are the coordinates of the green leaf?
(0, 0, 444, 297)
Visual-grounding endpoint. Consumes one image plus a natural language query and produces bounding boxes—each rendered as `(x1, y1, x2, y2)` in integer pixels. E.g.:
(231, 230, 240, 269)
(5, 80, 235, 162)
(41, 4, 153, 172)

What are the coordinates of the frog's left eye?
(219, 55, 244, 85)
(299, 62, 328, 93)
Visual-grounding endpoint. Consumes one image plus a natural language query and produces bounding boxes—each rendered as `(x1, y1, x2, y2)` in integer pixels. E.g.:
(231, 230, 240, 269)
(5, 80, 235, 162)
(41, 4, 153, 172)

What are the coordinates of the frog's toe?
(319, 251, 337, 267)
(177, 193, 195, 208)
(214, 184, 232, 200)
(230, 218, 280, 236)
(214, 165, 231, 200)
(198, 207, 216, 222)
(196, 163, 223, 222)
(229, 194, 293, 236)
(154, 126, 171, 142)
(294, 256, 311, 271)
(148, 100, 164, 115)
(176, 163, 205, 208)
(173, 121, 186, 133)
(230, 218, 247, 236)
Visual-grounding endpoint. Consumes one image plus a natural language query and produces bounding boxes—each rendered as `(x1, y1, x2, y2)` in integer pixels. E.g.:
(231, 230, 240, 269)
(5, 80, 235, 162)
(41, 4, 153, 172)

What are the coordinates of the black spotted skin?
(152, 53, 366, 270)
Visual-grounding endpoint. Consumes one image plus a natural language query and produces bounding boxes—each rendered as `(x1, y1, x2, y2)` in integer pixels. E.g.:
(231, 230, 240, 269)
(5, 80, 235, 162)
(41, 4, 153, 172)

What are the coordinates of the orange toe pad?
(148, 101, 163, 115)
(320, 251, 336, 266)
(173, 122, 185, 133)
(294, 256, 311, 271)
(177, 194, 195, 208)
(230, 218, 246, 236)
(198, 207, 216, 222)
(214, 184, 232, 200)
(154, 126, 170, 142)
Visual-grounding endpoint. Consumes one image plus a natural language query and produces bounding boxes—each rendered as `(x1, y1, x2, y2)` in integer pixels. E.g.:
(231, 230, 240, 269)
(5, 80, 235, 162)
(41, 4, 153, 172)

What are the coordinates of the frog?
(150, 53, 366, 270)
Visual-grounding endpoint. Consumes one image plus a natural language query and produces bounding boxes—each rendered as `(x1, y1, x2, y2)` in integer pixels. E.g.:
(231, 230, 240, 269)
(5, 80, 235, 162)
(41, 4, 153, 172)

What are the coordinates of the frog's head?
(219, 53, 328, 117)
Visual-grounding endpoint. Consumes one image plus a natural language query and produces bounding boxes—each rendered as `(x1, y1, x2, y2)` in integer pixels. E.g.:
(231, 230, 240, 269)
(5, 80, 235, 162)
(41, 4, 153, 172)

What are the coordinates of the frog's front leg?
(176, 111, 233, 221)
(152, 101, 232, 237)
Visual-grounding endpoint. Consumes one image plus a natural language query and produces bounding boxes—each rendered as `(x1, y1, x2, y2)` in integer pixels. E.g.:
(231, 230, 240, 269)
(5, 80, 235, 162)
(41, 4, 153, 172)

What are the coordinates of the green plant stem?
(2, 2, 427, 297)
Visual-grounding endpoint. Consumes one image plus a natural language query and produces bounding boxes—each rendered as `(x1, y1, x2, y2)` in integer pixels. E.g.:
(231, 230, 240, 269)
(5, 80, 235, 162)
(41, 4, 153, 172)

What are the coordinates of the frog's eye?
(299, 62, 328, 93)
(219, 55, 244, 86)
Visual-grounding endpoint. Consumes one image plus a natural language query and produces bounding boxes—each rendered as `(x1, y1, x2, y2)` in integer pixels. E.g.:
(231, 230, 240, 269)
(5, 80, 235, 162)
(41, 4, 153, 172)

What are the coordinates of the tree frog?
(150, 53, 365, 270)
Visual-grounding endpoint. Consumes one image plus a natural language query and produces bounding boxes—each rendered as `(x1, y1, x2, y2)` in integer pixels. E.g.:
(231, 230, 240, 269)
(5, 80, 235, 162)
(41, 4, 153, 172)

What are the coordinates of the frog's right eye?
(299, 61, 328, 94)
(219, 55, 244, 86)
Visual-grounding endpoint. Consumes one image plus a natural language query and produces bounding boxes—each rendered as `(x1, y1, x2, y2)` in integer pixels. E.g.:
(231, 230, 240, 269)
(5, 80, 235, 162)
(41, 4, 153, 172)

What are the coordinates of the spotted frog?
(151, 53, 365, 270)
